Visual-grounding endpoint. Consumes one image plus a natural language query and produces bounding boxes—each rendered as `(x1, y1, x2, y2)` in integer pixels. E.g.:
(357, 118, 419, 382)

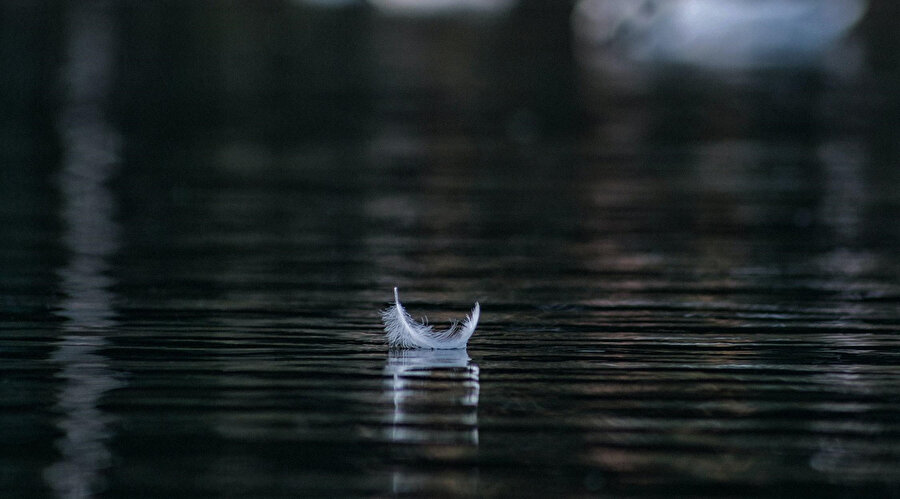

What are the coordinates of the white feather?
(381, 287, 480, 349)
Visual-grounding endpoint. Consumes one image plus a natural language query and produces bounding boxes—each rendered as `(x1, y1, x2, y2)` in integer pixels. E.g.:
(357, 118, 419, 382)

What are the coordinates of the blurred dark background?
(2, 2, 900, 497)
(3, 0, 899, 254)
(2, 0, 899, 304)
(3, 0, 898, 144)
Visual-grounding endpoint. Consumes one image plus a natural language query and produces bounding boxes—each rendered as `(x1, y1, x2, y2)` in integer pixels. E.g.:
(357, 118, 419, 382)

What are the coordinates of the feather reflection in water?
(384, 349, 480, 444)
(384, 349, 480, 495)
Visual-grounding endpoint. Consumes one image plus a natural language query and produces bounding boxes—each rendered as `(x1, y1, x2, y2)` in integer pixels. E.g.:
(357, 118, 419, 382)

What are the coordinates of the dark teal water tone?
(3, 2, 900, 498)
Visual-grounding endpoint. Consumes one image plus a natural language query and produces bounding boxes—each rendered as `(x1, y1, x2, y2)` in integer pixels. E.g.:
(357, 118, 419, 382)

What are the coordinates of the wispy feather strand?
(381, 287, 479, 349)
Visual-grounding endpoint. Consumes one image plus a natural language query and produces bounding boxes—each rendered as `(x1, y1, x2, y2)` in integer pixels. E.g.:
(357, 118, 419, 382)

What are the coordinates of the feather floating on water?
(381, 287, 479, 349)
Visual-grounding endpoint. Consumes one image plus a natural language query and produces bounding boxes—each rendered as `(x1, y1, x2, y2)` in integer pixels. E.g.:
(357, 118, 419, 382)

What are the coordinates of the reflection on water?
(384, 349, 480, 494)
(384, 349, 479, 444)
(44, 337, 123, 499)
(44, 2, 124, 498)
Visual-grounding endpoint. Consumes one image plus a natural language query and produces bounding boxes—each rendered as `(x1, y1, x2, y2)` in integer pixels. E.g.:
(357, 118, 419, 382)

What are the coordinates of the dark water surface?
(6, 134, 900, 497)
(3, 2, 900, 497)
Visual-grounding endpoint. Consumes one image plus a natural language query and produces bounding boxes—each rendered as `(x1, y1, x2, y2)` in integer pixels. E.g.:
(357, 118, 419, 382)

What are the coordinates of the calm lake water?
(3, 2, 900, 497)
